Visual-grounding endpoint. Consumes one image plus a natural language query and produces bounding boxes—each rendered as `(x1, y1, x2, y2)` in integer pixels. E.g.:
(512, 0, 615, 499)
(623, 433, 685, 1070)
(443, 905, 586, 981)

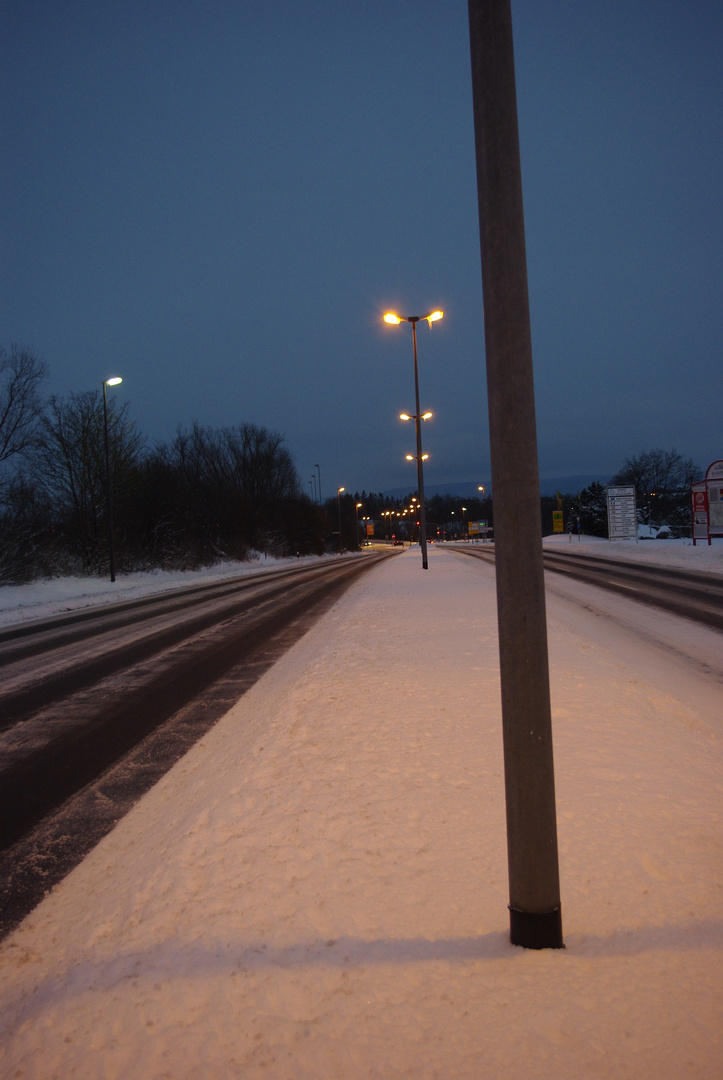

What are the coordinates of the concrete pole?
(468, 0, 563, 948)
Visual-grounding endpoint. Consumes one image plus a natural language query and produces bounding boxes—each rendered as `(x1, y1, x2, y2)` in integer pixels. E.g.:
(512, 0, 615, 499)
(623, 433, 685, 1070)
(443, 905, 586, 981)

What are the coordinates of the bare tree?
(36, 390, 142, 570)
(610, 448, 701, 528)
(151, 421, 302, 561)
(0, 345, 48, 466)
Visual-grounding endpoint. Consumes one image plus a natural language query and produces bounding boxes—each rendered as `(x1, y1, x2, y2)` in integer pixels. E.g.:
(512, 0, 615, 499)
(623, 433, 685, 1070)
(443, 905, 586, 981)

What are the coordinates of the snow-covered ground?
(0, 540, 721, 1079)
(541, 530, 723, 575)
(0, 551, 331, 628)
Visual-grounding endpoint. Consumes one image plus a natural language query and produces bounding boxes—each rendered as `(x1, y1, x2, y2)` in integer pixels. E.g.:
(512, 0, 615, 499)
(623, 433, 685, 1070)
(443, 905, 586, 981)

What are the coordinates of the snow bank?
(543, 532, 723, 575)
(0, 545, 720, 1078)
(0, 552, 334, 628)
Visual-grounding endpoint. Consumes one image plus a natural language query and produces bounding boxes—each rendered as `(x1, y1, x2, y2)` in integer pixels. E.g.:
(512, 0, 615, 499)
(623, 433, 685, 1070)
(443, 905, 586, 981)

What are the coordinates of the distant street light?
(102, 376, 123, 582)
(356, 502, 363, 550)
(478, 486, 488, 540)
(315, 463, 322, 505)
(384, 309, 443, 569)
(337, 486, 345, 553)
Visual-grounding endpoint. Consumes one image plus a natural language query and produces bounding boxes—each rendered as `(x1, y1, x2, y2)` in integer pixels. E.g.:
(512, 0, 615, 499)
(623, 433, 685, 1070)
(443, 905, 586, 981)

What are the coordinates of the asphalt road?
(448, 544, 723, 631)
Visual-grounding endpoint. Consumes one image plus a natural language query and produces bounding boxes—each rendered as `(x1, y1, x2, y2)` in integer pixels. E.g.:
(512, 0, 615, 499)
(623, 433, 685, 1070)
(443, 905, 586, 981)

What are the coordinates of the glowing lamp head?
(399, 412, 411, 421)
(426, 310, 443, 324)
(384, 312, 402, 325)
(105, 376, 122, 386)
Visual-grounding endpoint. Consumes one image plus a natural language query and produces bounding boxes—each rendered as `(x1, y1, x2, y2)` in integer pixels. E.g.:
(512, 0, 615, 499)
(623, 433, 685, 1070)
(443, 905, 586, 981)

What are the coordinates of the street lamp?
(315, 463, 322, 505)
(337, 486, 345, 553)
(102, 376, 123, 582)
(384, 308, 443, 569)
(356, 502, 363, 550)
(478, 485, 487, 541)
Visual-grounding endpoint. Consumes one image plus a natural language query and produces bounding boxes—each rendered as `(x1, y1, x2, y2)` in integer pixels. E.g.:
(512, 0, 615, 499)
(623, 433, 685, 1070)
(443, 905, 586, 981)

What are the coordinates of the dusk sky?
(2, 1, 721, 498)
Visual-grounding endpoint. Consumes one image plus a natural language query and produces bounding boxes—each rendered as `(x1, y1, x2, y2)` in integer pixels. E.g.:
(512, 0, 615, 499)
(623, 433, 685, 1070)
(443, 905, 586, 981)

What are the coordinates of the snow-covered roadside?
(0, 544, 721, 1079)
(1, 535, 720, 632)
(542, 531, 723, 575)
(0, 552, 337, 628)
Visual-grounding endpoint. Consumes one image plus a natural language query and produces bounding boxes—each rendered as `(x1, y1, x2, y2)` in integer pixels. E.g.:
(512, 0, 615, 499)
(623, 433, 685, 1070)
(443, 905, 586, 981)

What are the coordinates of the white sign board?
(606, 486, 637, 541)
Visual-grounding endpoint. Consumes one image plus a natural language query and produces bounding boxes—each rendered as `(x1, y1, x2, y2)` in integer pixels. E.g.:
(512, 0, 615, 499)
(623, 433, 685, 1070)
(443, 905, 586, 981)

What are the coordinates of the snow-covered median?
(0, 543, 720, 1078)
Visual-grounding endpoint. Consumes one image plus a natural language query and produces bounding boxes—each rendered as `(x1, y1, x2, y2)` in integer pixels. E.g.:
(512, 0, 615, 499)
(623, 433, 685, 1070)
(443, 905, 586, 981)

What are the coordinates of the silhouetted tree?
(567, 482, 608, 537)
(36, 390, 143, 571)
(138, 422, 310, 564)
(0, 473, 56, 583)
(0, 345, 48, 467)
(610, 448, 700, 529)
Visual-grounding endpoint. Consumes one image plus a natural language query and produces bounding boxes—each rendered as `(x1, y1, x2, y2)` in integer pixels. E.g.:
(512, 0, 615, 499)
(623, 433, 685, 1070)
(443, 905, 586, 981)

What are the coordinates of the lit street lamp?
(337, 486, 345, 553)
(384, 308, 443, 569)
(478, 485, 488, 541)
(102, 376, 123, 582)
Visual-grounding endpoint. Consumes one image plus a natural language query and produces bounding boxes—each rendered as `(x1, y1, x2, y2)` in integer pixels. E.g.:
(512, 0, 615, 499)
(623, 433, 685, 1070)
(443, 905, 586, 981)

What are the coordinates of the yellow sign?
(552, 510, 564, 533)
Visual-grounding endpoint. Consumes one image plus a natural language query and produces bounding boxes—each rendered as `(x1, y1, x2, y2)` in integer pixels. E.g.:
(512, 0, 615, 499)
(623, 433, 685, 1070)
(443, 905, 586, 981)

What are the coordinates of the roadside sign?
(606, 486, 637, 541)
(552, 510, 563, 533)
(692, 460, 723, 544)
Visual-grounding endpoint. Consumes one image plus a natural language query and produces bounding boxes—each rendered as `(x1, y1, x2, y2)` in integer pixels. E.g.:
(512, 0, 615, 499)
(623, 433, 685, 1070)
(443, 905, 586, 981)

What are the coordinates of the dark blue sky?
(2, 1, 721, 497)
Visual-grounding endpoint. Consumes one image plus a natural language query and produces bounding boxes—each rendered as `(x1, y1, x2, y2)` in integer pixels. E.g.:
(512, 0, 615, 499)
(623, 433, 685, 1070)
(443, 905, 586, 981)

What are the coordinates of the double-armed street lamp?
(102, 376, 123, 582)
(383, 309, 443, 570)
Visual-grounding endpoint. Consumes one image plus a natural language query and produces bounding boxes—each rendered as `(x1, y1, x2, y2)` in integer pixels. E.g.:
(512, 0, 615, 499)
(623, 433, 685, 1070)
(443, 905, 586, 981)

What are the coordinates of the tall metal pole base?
(509, 906, 564, 950)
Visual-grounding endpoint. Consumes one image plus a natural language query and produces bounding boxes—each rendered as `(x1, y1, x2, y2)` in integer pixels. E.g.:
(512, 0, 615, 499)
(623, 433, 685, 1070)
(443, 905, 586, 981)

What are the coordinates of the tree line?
(0, 344, 705, 582)
(0, 345, 326, 583)
(552, 448, 701, 539)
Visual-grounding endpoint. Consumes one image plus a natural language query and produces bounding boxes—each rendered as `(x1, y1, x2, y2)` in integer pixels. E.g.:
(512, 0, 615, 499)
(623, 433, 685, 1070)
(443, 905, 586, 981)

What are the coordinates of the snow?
(0, 541, 721, 1078)
(542, 530, 723, 576)
(0, 551, 329, 628)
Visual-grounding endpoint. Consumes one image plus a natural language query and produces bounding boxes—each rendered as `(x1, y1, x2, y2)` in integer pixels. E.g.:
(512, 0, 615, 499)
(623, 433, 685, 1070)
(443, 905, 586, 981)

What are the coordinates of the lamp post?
(337, 486, 345, 553)
(356, 502, 363, 550)
(384, 309, 442, 570)
(478, 486, 487, 540)
(102, 376, 122, 582)
(315, 464, 322, 505)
